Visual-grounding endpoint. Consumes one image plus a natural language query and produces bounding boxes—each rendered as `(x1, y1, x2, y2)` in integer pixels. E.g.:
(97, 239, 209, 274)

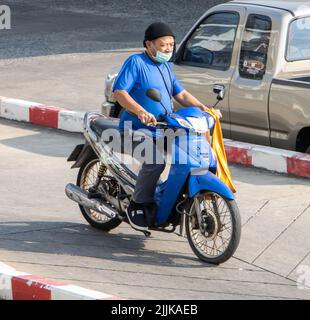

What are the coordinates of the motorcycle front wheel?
(77, 155, 122, 231)
(185, 192, 241, 264)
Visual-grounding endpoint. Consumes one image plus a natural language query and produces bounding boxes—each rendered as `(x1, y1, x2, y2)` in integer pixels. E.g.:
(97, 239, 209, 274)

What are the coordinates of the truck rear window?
(287, 17, 310, 61)
(239, 14, 272, 80)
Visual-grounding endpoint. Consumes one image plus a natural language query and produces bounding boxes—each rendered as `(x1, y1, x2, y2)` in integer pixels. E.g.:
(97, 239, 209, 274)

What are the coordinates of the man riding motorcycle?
(113, 22, 230, 233)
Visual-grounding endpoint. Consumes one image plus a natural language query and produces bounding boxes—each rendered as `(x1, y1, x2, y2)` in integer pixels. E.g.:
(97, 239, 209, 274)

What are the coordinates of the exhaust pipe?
(65, 183, 117, 219)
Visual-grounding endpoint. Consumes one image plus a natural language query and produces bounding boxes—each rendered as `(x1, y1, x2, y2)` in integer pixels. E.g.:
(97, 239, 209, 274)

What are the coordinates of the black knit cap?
(143, 22, 175, 47)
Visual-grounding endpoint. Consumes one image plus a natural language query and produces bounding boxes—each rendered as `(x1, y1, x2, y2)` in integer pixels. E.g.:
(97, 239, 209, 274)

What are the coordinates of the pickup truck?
(102, 0, 310, 153)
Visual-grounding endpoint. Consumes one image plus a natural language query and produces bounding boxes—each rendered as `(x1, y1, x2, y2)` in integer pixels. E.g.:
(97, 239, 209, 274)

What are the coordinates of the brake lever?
(156, 122, 168, 126)
(146, 121, 168, 127)
(146, 121, 157, 127)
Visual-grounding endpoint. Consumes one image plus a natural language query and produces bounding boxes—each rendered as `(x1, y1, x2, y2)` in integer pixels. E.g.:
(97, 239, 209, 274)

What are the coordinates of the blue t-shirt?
(112, 52, 185, 130)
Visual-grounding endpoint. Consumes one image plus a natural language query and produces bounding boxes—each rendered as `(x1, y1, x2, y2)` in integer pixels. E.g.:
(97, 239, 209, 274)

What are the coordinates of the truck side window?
(181, 12, 239, 70)
(239, 14, 272, 80)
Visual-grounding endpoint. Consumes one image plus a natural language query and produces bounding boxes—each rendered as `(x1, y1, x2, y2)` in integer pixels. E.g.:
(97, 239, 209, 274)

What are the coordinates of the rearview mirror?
(213, 84, 225, 101)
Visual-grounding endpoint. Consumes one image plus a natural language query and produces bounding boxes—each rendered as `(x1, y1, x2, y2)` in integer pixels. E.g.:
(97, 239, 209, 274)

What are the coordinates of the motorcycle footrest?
(148, 225, 176, 233)
(87, 191, 103, 199)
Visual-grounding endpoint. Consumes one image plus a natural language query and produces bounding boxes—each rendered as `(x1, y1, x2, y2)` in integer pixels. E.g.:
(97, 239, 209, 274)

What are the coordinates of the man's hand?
(200, 105, 222, 119)
(214, 108, 222, 119)
(137, 109, 157, 126)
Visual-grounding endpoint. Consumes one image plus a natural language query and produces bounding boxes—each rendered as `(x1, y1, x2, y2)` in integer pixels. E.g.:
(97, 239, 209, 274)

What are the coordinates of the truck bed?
(269, 77, 310, 150)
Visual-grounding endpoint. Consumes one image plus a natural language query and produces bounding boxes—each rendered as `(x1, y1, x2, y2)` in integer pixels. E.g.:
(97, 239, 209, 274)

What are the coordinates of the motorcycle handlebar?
(145, 121, 168, 127)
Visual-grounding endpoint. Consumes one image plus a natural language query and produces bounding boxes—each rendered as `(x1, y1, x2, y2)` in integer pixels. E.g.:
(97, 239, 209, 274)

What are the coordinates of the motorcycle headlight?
(186, 116, 209, 133)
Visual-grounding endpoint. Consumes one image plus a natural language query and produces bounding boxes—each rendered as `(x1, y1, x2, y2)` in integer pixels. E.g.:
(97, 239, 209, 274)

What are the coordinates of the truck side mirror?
(213, 84, 225, 101)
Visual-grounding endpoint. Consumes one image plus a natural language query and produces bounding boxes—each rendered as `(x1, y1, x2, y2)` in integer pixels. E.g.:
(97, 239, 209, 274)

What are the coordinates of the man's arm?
(174, 89, 206, 110)
(174, 89, 222, 118)
(114, 89, 157, 125)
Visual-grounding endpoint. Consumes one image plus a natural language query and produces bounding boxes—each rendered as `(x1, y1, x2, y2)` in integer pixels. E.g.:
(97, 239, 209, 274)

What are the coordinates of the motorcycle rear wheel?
(185, 192, 241, 264)
(77, 155, 122, 231)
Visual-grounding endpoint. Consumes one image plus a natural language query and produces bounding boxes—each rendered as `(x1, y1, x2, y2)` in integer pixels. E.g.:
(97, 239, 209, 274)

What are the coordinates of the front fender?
(188, 169, 235, 200)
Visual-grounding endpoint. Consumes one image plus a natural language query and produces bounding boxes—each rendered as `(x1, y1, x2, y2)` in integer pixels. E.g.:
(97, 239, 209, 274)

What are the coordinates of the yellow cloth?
(206, 108, 237, 193)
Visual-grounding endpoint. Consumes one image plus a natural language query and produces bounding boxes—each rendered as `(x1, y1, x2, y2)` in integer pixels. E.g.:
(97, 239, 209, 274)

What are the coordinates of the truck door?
(229, 8, 276, 145)
(173, 6, 246, 139)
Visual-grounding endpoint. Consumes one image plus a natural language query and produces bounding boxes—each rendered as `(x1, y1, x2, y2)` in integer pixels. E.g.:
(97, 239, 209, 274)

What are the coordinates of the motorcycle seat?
(90, 117, 120, 137)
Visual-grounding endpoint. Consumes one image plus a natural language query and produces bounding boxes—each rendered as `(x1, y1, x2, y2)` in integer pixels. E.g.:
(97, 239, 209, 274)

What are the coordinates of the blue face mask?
(151, 43, 173, 63)
(154, 50, 173, 63)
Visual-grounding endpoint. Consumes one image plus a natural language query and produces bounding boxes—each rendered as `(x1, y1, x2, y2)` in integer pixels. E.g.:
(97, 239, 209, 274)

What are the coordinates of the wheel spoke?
(220, 224, 232, 233)
(216, 234, 230, 248)
(192, 233, 222, 255)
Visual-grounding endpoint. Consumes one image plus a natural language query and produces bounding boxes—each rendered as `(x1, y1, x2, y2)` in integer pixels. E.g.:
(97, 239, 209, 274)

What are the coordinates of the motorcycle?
(65, 88, 241, 264)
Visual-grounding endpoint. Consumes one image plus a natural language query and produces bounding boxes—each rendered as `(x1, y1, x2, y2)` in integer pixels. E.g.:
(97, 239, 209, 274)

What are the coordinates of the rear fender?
(67, 142, 97, 169)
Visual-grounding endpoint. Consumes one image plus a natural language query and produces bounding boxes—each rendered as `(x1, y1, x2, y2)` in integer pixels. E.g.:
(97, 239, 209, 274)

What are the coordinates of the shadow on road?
(0, 220, 217, 269)
(0, 118, 83, 158)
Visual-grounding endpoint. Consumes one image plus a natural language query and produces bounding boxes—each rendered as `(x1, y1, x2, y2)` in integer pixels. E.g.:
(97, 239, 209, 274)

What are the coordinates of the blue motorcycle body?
(148, 107, 235, 225)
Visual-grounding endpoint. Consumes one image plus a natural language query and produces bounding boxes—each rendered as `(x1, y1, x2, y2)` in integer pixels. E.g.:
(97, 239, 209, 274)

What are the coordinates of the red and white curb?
(0, 262, 121, 300)
(0, 95, 309, 178)
(225, 140, 310, 178)
(0, 96, 85, 133)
